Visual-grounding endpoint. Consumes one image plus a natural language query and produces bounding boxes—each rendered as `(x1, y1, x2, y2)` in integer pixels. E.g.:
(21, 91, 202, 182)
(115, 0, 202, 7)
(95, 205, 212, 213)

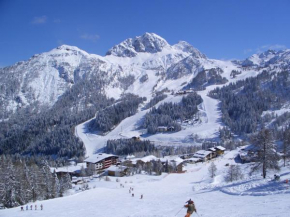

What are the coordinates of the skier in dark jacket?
(184, 199, 196, 217)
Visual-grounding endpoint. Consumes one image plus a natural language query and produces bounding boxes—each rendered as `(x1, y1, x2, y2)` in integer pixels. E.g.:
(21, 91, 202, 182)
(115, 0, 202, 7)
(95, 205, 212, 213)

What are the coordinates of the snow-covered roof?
(130, 155, 158, 164)
(51, 163, 86, 173)
(208, 147, 216, 152)
(157, 126, 168, 130)
(160, 156, 184, 165)
(193, 150, 212, 159)
(186, 157, 201, 162)
(126, 154, 135, 159)
(140, 155, 158, 163)
(105, 165, 127, 172)
(215, 146, 226, 151)
(84, 153, 118, 163)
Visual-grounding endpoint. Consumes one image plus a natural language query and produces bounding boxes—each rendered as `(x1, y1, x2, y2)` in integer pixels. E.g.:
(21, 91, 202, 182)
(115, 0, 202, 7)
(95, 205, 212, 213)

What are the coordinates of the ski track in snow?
(76, 62, 261, 157)
(2, 150, 290, 217)
(75, 85, 224, 157)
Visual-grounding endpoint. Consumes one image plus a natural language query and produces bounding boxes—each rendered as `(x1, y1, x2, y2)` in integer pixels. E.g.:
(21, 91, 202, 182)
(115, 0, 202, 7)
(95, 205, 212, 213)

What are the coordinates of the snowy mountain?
(1, 33, 290, 216)
(0, 33, 212, 119)
(106, 32, 170, 57)
(1, 32, 290, 159)
(241, 49, 290, 68)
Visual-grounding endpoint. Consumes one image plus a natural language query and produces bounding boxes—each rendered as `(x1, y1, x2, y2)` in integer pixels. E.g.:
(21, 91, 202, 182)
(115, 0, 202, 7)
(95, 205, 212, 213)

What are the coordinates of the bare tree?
(208, 162, 217, 178)
(251, 129, 280, 179)
(225, 165, 243, 182)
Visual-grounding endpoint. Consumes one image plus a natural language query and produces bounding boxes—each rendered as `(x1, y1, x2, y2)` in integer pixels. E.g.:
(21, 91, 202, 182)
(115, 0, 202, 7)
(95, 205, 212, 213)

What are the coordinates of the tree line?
(88, 94, 146, 133)
(0, 75, 114, 160)
(208, 70, 290, 135)
(0, 155, 71, 208)
(142, 92, 203, 134)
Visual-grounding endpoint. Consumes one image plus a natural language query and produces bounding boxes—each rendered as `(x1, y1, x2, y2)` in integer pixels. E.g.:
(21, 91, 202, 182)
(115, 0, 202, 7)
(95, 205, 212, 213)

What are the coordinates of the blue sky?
(1, 0, 290, 67)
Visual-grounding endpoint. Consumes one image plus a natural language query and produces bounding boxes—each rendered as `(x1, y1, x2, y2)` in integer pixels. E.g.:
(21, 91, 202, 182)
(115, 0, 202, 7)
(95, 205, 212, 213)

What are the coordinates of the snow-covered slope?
(241, 49, 290, 68)
(1, 32, 269, 117)
(2, 149, 290, 217)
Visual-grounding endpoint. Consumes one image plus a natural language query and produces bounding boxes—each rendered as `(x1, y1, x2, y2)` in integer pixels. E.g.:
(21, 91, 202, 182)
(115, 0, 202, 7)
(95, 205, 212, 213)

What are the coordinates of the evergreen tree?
(282, 129, 290, 167)
(251, 129, 280, 178)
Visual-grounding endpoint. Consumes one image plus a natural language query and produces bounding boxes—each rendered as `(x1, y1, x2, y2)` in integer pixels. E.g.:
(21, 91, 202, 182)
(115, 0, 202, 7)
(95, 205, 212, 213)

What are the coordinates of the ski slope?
(2, 150, 290, 217)
(75, 60, 260, 157)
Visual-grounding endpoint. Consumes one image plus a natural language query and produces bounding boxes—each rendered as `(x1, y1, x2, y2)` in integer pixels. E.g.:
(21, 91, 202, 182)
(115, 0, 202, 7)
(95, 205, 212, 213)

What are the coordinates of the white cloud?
(80, 33, 100, 43)
(31, 16, 47, 24)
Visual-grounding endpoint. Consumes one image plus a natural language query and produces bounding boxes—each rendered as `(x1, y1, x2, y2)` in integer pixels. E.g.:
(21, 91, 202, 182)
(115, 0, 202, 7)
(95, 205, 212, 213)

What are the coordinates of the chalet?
(239, 145, 259, 163)
(193, 150, 213, 161)
(160, 156, 184, 173)
(180, 153, 195, 159)
(167, 126, 175, 132)
(175, 89, 194, 95)
(207, 147, 218, 158)
(184, 157, 202, 164)
(157, 126, 168, 132)
(134, 155, 158, 165)
(105, 165, 128, 177)
(84, 153, 118, 174)
(176, 90, 187, 95)
(132, 136, 141, 141)
(215, 146, 226, 155)
(55, 170, 74, 180)
(52, 163, 87, 180)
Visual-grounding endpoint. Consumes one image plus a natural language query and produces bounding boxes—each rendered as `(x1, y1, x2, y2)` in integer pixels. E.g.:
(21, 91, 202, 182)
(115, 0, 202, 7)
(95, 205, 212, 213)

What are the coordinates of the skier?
(184, 199, 196, 217)
(140, 194, 143, 199)
(21, 206, 24, 211)
(30, 205, 33, 210)
(35, 204, 37, 210)
(41, 204, 43, 210)
(132, 193, 134, 197)
(26, 205, 28, 210)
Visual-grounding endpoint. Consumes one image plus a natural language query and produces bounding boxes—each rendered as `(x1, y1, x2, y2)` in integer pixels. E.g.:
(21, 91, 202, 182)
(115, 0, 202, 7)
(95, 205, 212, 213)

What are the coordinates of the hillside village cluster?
(53, 145, 227, 184)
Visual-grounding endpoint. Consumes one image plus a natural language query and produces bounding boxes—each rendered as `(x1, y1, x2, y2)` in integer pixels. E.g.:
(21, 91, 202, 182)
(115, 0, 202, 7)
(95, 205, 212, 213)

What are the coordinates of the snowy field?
(2, 150, 290, 217)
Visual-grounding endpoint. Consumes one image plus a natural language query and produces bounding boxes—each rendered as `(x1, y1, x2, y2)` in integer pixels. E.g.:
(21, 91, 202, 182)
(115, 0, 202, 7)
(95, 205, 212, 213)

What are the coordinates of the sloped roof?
(105, 165, 127, 172)
(208, 147, 216, 152)
(160, 156, 184, 165)
(51, 163, 87, 173)
(186, 157, 201, 162)
(140, 155, 158, 162)
(84, 153, 118, 163)
(215, 146, 226, 151)
(193, 150, 212, 158)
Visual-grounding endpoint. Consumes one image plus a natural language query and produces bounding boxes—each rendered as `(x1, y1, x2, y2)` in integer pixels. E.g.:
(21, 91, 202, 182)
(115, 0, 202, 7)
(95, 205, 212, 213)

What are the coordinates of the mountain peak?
(55, 44, 85, 53)
(106, 33, 169, 57)
(173, 41, 206, 58)
(242, 48, 289, 67)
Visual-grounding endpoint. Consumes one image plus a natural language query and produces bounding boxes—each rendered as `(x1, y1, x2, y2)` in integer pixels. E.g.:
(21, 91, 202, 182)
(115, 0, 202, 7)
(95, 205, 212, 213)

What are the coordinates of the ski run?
(2, 148, 290, 217)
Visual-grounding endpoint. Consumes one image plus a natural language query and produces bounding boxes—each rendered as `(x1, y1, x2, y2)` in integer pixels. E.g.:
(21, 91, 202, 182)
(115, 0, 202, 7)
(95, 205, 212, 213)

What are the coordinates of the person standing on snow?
(40, 204, 43, 210)
(184, 199, 196, 217)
